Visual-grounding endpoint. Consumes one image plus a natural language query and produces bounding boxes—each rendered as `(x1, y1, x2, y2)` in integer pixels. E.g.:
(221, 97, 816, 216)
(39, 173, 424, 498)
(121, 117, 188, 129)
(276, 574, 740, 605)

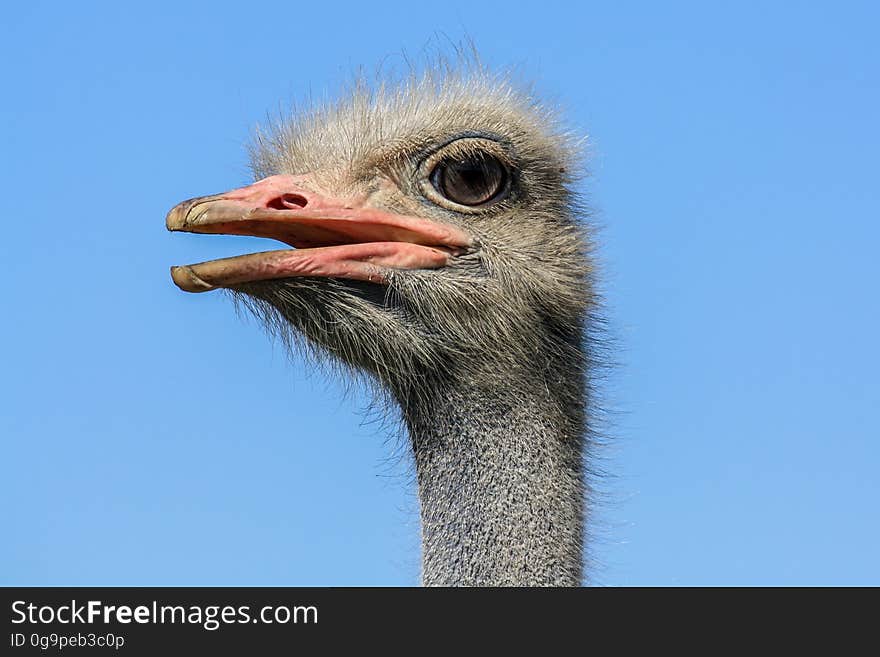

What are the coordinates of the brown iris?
(432, 153, 508, 207)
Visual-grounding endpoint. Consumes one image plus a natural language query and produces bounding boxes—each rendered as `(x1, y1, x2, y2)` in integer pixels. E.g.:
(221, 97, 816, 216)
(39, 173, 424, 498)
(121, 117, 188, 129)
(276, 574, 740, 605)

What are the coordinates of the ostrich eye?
(431, 154, 508, 207)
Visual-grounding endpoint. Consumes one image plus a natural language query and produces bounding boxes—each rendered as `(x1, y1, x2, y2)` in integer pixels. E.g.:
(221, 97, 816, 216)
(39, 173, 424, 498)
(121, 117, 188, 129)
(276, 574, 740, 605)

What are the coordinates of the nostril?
(268, 193, 308, 210)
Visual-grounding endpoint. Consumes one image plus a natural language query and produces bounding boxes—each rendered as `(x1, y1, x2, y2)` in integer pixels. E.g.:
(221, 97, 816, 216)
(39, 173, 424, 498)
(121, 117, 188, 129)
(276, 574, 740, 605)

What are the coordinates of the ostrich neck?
(404, 378, 585, 586)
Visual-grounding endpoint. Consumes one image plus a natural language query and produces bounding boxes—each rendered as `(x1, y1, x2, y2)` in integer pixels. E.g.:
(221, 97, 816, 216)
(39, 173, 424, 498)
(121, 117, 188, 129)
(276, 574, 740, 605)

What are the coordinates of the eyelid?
(425, 138, 513, 169)
(419, 135, 511, 170)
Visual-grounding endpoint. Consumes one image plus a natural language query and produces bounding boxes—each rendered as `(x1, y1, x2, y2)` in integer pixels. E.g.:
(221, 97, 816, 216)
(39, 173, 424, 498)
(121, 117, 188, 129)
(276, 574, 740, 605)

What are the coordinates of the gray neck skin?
(403, 379, 585, 587)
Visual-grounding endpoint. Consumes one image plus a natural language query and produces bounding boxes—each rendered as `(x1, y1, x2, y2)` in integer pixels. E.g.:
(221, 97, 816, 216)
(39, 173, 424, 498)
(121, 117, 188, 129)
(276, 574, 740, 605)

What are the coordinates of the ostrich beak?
(166, 174, 472, 292)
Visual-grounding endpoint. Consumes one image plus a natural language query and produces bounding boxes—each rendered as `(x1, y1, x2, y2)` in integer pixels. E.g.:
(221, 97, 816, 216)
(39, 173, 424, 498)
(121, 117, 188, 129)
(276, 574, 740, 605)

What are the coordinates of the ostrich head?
(168, 64, 594, 586)
(169, 69, 589, 404)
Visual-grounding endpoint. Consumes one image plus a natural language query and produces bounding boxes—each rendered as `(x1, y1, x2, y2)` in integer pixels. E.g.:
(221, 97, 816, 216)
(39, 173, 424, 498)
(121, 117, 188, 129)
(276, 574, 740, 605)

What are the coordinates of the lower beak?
(166, 174, 472, 292)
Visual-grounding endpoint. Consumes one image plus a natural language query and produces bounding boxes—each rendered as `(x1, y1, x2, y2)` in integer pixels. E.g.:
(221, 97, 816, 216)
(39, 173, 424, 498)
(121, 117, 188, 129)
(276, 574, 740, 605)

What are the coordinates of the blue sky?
(2, 1, 877, 585)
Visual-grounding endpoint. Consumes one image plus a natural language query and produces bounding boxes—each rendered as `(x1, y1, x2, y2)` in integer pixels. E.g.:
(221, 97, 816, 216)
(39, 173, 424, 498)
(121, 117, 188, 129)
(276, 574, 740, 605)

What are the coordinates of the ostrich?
(166, 63, 597, 587)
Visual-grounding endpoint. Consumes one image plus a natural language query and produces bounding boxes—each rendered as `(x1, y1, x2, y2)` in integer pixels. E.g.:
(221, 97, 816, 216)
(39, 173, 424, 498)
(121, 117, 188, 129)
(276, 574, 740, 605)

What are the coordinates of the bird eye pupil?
(434, 154, 507, 207)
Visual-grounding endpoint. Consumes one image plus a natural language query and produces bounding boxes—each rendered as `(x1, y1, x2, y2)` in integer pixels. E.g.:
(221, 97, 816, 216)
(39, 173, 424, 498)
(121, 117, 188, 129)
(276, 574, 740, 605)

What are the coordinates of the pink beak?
(167, 175, 473, 292)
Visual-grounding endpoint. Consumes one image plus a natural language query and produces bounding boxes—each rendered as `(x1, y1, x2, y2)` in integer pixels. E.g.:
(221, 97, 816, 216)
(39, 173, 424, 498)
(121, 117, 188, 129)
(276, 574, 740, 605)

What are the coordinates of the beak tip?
(166, 203, 189, 232)
(171, 265, 215, 293)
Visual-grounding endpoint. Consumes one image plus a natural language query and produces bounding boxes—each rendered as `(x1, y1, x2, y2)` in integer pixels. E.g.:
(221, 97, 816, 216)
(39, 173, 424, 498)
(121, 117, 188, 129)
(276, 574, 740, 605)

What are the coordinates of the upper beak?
(166, 174, 472, 292)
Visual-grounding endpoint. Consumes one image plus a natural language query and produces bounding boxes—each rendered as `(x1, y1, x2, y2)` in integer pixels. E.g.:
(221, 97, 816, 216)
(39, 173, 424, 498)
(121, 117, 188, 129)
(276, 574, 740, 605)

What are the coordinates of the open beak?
(166, 174, 472, 292)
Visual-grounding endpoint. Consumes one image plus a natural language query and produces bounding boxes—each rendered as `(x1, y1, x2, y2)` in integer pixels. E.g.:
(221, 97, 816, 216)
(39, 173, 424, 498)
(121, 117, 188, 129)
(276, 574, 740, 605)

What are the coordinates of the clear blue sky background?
(2, 1, 877, 586)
